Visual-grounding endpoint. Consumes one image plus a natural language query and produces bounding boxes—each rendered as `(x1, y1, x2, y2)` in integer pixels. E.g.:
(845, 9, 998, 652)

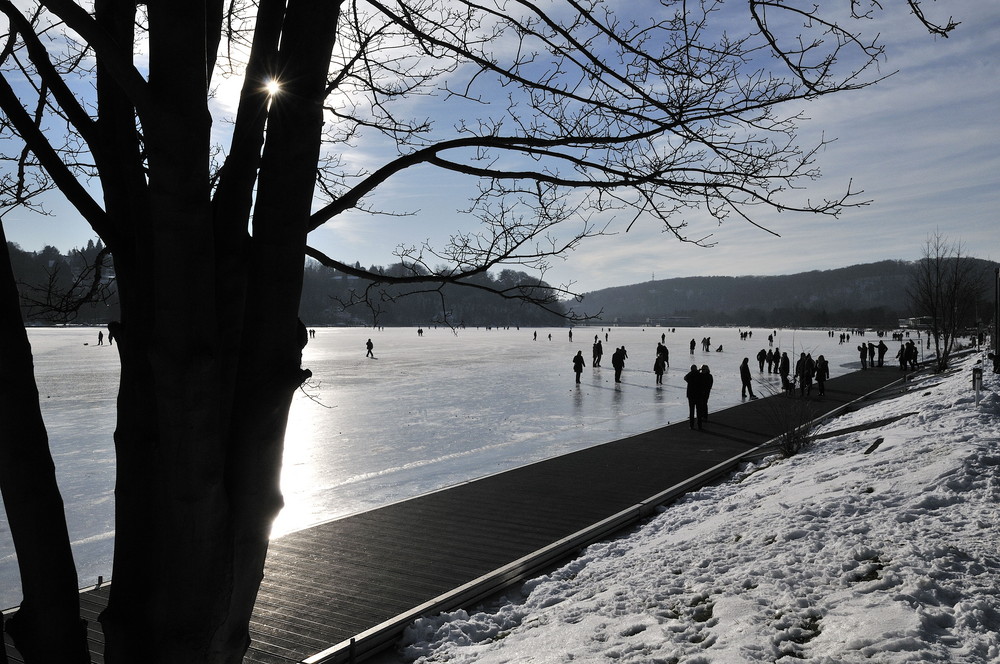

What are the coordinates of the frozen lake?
(1, 325, 915, 608)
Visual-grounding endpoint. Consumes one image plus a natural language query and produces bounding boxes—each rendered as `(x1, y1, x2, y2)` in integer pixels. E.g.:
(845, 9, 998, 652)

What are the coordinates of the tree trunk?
(98, 2, 339, 660)
(0, 230, 89, 663)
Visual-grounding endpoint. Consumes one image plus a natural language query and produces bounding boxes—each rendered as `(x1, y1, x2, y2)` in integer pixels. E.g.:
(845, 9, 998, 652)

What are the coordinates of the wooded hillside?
(577, 259, 997, 328)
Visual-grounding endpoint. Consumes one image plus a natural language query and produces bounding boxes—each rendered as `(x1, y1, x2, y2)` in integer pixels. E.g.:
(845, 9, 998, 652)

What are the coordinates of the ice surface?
(0, 325, 918, 609)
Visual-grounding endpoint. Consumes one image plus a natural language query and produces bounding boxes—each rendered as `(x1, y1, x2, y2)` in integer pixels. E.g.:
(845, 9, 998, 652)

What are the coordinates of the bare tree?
(0, 1, 960, 662)
(908, 231, 983, 371)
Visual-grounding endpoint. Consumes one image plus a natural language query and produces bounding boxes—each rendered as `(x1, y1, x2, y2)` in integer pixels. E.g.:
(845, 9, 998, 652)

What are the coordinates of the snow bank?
(399, 353, 1000, 663)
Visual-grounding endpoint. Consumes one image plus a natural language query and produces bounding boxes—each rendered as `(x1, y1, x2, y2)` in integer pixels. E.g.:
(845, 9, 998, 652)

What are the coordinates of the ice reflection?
(272, 326, 874, 536)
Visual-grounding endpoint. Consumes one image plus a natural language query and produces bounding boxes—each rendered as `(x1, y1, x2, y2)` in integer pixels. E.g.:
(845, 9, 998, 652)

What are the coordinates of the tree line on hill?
(9, 243, 994, 331)
(299, 259, 568, 327)
(6, 241, 567, 327)
(577, 259, 998, 329)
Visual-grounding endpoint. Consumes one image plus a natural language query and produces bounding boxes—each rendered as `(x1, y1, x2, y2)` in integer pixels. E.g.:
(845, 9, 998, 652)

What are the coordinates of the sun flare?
(264, 79, 281, 96)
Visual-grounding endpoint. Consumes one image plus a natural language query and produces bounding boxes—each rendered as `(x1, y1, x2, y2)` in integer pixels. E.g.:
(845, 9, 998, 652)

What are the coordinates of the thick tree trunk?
(98, 3, 235, 660)
(0, 230, 89, 663)
(208, 5, 343, 660)
(94, 2, 340, 660)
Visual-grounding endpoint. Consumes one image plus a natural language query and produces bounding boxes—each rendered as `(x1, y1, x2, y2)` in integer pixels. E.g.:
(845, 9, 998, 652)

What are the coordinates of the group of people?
(691, 337, 714, 353)
(574, 344, 630, 383)
(755, 347, 787, 373)
(791, 352, 830, 397)
(95, 327, 116, 346)
(575, 338, 836, 403)
(684, 365, 714, 429)
(896, 340, 920, 370)
(857, 340, 890, 369)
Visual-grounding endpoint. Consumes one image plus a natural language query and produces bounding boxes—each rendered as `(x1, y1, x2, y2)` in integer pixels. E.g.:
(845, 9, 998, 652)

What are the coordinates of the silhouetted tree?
(908, 231, 985, 371)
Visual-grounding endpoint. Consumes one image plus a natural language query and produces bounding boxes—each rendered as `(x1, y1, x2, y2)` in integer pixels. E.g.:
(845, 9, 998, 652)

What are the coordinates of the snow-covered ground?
(394, 351, 1000, 664)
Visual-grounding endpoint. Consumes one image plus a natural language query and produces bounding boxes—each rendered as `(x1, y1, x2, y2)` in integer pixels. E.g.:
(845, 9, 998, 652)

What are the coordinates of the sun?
(264, 79, 282, 96)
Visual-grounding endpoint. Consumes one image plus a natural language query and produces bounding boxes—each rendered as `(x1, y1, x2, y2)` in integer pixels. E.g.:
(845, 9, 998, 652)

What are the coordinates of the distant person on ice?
(593, 339, 603, 367)
(690, 338, 696, 354)
(858, 344, 868, 370)
(573, 350, 585, 384)
(739, 358, 757, 400)
(97, 330, 104, 346)
(756, 348, 767, 372)
(653, 352, 666, 384)
(366, 338, 374, 358)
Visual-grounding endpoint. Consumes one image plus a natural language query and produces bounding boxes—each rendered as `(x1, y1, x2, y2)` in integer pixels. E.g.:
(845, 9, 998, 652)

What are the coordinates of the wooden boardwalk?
(4, 365, 906, 664)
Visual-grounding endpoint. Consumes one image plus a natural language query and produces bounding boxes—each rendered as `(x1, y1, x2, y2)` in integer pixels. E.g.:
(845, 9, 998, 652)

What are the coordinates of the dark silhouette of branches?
(907, 231, 985, 371)
(18, 245, 114, 323)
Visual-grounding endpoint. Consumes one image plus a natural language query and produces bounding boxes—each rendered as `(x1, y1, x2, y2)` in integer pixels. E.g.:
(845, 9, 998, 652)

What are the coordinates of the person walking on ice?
(366, 338, 374, 358)
(653, 353, 666, 385)
(740, 357, 758, 400)
(573, 350, 586, 384)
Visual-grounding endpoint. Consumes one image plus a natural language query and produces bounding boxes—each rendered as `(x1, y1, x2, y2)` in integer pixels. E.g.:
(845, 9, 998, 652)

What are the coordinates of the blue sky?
(3, 1, 997, 296)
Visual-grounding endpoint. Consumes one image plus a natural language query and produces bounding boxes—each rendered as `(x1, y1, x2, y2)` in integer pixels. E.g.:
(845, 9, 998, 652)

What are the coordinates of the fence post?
(973, 366, 983, 406)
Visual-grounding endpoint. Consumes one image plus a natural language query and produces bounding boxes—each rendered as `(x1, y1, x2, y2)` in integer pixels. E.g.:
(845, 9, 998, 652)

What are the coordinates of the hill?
(574, 259, 995, 328)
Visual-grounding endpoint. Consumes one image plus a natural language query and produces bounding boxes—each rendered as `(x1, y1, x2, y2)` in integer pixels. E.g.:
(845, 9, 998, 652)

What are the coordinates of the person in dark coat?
(366, 338, 374, 357)
(756, 349, 767, 372)
(696, 365, 714, 426)
(905, 340, 919, 370)
(867, 342, 876, 368)
(612, 346, 625, 383)
(573, 350, 585, 383)
(876, 340, 888, 367)
(766, 348, 775, 373)
(690, 338, 696, 354)
(740, 357, 758, 400)
(798, 353, 815, 397)
(653, 353, 666, 384)
(814, 355, 829, 396)
(778, 351, 791, 393)
(684, 365, 700, 429)
(593, 340, 603, 367)
(858, 344, 868, 370)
